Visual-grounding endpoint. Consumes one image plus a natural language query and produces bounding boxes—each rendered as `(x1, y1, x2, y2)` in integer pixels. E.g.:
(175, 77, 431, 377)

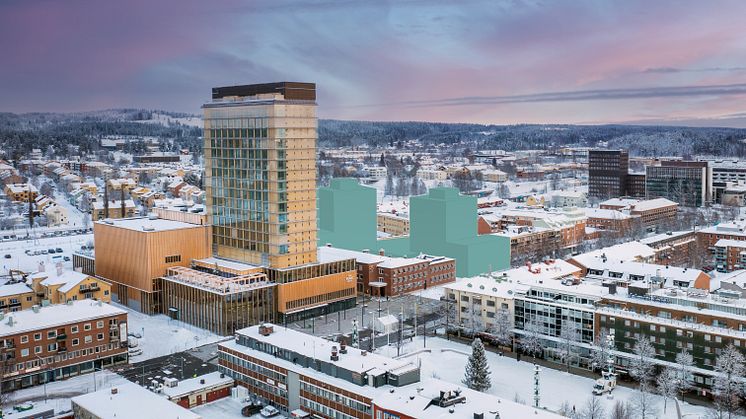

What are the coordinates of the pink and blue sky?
(2, 0, 746, 126)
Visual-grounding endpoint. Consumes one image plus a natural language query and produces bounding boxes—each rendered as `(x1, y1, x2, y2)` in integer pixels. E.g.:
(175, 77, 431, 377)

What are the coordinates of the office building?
(204, 83, 357, 323)
(72, 381, 201, 419)
(218, 324, 562, 419)
(645, 160, 712, 207)
(588, 150, 628, 199)
(204, 82, 318, 268)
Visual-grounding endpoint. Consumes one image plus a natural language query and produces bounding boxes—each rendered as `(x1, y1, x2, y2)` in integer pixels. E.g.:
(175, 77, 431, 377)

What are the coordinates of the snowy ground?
(117, 304, 227, 361)
(192, 397, 275, 419)
(5, 368, 127, 408)
(376, 337, 711, 419)
(0, 233, 92, 276)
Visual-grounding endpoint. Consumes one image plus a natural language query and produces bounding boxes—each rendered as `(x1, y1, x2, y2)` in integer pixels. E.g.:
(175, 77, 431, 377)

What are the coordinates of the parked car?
(47, 248, 56, 254)
(128, 332, 142, 339)
(241, 403, 262, 417)
(4, 254, 10, 259)
(260, 406, 280, 417)
(55, 248, 63, 253)
(128, 348, 143, 357)
(63, 256, 71, 262)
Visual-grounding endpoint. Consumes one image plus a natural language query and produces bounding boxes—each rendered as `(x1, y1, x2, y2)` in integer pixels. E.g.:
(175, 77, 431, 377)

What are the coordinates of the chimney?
(111, 387, 118, 395)
(331, 346, 339, 361)
(379, 248, 385, 256)
(258, 324, 274, 336)
(200, 379, 206, 385)
(32, 305, 40, 313)
(340, 340, 347, 354)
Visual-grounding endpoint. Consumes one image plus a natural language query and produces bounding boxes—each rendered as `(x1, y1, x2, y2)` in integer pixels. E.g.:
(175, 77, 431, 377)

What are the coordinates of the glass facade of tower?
(203, 84, 318, 268)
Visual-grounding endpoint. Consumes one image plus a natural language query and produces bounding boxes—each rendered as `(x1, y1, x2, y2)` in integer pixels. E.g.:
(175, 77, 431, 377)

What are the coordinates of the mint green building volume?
(318, 179, 510, 277)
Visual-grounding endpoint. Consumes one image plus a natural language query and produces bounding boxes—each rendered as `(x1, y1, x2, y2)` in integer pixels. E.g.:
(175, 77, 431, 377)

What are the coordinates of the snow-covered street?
(376, 337, 711, 418)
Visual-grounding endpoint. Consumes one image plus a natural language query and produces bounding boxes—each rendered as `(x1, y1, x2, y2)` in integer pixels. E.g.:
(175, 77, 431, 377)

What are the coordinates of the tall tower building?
(203, 82, 318, 268)
(588, 149, 629, 199)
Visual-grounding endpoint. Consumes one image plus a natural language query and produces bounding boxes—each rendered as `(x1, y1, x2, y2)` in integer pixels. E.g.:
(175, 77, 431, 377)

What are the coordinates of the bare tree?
(674, 349, 694, 401)
(656, 367, 680, 414)
(630, 337, 657, 419)
(712, 344, 745, 419)
(559, 319, 580, 371)
(590, 328, 610, 371)
(609, 400, 632, 419)
(491, 308, 513, 350)
(579, 396, 606, 419)
(520, 316, 543, 359)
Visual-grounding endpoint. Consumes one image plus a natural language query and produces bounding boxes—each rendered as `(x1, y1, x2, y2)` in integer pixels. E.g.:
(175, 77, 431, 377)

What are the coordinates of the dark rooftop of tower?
(211, 82, 316, 101)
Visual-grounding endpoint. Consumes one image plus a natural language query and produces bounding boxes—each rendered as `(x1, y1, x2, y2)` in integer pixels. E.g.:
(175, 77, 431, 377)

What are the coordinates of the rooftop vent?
(111, 387, 118, 395)
(258, 324, 274, 336)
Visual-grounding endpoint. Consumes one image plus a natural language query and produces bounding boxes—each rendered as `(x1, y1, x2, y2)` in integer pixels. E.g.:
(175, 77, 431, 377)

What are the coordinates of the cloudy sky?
(2, 0, 746, 126)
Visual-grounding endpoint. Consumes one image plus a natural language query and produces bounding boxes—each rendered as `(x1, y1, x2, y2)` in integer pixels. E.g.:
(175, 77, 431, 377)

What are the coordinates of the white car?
(128, 348, 143, 357)
(260, 406, 280, 417)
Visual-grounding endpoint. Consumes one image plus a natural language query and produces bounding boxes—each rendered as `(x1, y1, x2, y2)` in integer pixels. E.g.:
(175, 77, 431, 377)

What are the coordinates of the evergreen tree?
(462, 338, 491, 392)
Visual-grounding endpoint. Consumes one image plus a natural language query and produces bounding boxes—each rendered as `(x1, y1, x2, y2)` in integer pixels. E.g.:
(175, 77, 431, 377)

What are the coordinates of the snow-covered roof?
(583, 207, 631, 220)
(630, 197, 677, 212)
(599, 198, 640, 208)
(639, 230, 694, 245)
(0, 300, 126, 337)
(570, 241, 656, 268)
(72, 381, 201, 419)
(33, 269, 91, 292)
(317, 246, 387, 265)
(192, 257, 259, 272)
(92, 199, 135, 210)
(714, 238, 746, 248)
(0, 283, 33, 298)
(584, 260, 708, 289)
(96, 216, 204, 232)
(372, 378, 565, 419)
(161, 371, 234, 399)
(234, 324, 415, 376)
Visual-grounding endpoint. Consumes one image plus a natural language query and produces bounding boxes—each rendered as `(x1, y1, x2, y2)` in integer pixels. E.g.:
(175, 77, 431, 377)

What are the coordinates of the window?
(34, 346, 42, 354)
(47, 330, 56, 339)
(97, 333, 104, 341)
(96, 321, 104, 329)
(71, 326, 79, 333)
(165, 255, 181, 264)
(84, 323, 91, 331)
(72, 338, 79, 346)
(20, 348, 29, 357)
(84, 336, 92, 344)
(20, 335, 28, 344)
(47, 343, 57, 352)
(34, 333, 41, 341)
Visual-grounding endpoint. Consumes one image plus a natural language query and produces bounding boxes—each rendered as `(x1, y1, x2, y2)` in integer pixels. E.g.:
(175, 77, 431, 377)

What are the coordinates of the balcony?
(56, 333, 67, 340)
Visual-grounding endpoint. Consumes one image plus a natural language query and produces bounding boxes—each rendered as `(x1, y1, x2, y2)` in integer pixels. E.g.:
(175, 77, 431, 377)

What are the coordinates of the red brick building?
(0, 300, 128, 392)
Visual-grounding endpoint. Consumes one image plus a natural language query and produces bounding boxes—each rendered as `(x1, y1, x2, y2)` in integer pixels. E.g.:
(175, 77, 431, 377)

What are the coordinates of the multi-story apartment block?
(713, 239, 746, 272)
(588, 149, 628, 199)
(376, 212, 409, 237)
(0, 283, 35, 313)
(4, 183, 38, 202)
(91, 199, 137, 220)
(30, 267, 112, 305)
(599, 197, 678, 229)
(0, 301, 128, 392)
(639, 230, 698, 267)
(583, 208, 633, 235)
(646, 160, 712, 207)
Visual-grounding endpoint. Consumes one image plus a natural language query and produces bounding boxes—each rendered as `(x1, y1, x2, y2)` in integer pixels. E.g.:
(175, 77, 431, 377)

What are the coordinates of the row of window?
(11, 343, 121, 373)
(300, 381, 370, 414)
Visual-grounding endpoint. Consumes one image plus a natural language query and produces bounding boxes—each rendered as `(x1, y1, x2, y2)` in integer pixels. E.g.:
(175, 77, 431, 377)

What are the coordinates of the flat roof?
(0, 300, 126, 337)
(96, 216, 205, 232)
(235, 324, 414, 376)
(317, 246, 387, 265)
(161, 371, 234, 399)
(72, 381, 201, 419)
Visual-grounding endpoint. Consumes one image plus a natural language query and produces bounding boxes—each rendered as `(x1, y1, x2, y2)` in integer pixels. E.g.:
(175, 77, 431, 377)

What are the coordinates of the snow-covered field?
(118, 304, 227, 361)
(376, 337, 710, 419)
